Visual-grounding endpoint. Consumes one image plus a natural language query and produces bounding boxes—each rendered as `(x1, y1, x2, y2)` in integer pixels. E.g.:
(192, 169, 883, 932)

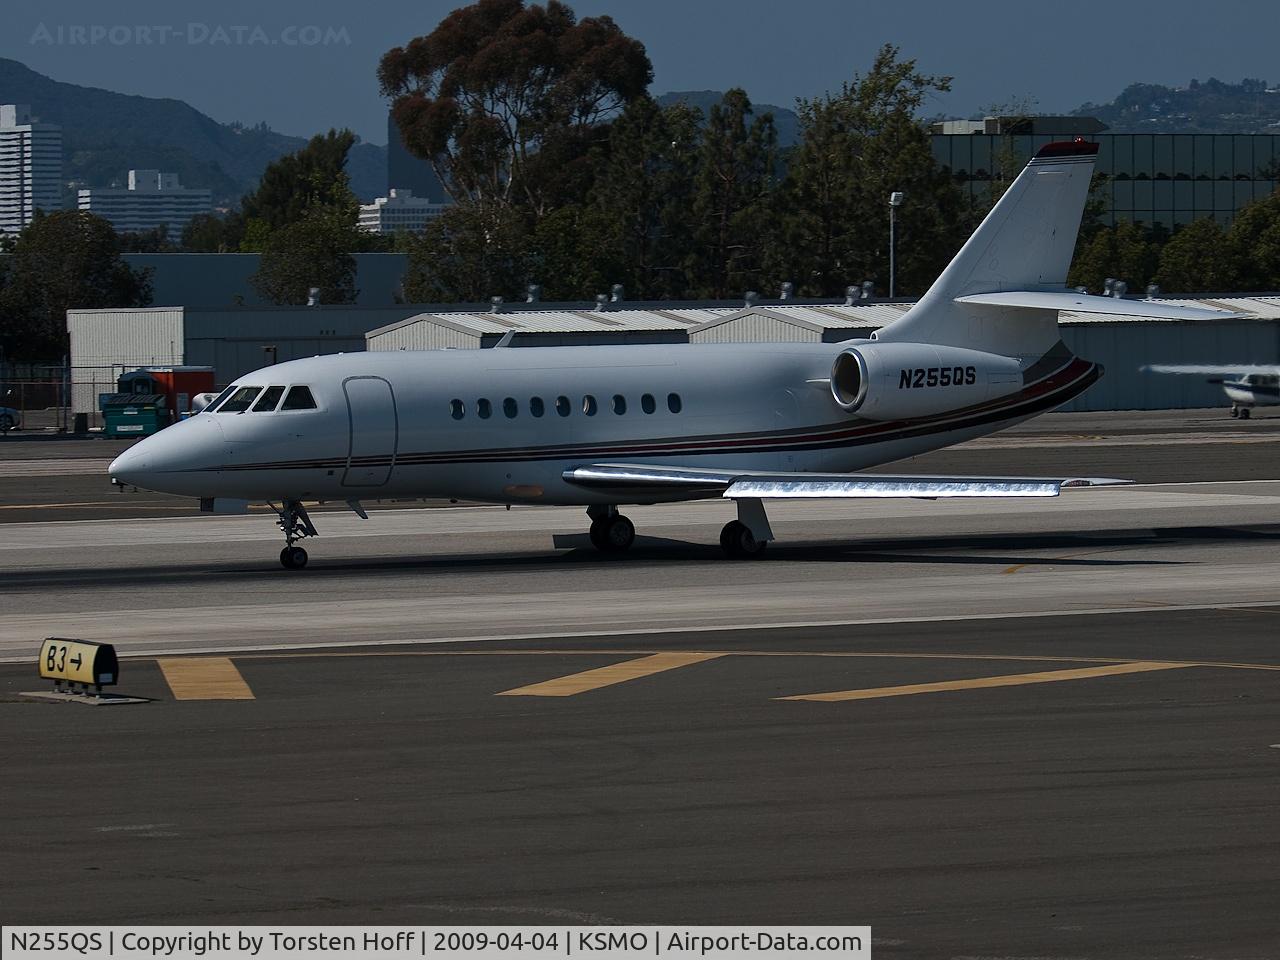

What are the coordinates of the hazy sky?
(3, 0, 1277, 144)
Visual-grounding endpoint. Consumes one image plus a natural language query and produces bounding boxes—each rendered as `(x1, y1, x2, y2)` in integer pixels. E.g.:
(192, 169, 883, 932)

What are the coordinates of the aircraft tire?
(1241, 407, 1251, 419)
(597, 515, 635, 553)
(0, 413, 13, 433)
(280, 546, 308, 569)
(1231, 406, 1240, 418)
(720, 520, 767, 559)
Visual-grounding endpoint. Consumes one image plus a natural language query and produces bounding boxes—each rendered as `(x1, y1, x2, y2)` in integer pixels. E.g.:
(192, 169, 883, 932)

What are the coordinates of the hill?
(0, 58, 386, 205)
(656, 90, 801, 146)
(1072, 77, 1280, 133)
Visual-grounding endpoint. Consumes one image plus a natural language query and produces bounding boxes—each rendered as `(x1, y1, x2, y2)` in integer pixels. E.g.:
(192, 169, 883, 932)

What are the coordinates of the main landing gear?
(1230, 404, 1252, 419)
(720, 520, 767, 559)
(584, 499, 774, 560)
(273, 499, 318, 569)
(587, 504, 636, 553)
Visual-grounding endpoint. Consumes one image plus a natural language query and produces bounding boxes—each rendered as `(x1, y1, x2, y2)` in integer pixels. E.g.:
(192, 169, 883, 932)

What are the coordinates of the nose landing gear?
(273, 500, 318, 569)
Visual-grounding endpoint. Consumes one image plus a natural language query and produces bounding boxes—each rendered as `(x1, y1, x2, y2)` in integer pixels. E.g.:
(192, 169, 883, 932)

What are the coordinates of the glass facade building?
(931, 127, 1280, 233)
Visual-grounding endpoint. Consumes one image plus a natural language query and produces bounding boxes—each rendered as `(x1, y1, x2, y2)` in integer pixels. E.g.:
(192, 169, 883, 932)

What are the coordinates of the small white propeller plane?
(1141, 364, 1279, 418)
(109, 139, 1236, 568)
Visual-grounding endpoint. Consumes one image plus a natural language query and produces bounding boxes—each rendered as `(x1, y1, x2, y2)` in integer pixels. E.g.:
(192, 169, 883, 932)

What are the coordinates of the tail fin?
(876, 139, 1099, 355)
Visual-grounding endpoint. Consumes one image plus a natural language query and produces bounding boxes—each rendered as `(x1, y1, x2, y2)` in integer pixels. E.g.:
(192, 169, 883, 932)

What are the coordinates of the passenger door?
(342, 376, 397, 487)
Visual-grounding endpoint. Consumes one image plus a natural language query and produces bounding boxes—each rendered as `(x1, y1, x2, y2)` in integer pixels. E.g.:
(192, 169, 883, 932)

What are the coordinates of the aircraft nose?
(109, 416, 227, 492)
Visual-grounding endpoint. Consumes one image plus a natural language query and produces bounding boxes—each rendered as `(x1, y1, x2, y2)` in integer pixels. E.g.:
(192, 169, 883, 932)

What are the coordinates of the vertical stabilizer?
(876, 139, 1099, 355)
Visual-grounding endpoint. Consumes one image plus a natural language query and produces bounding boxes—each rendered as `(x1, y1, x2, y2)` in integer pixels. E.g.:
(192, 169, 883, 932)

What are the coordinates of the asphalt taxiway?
(2, 409, 1280, 958)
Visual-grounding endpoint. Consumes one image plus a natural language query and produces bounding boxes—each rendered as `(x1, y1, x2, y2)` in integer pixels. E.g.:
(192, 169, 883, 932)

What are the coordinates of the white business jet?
(1141, 364, 1279, 418)
(109, 140, 1235, 568)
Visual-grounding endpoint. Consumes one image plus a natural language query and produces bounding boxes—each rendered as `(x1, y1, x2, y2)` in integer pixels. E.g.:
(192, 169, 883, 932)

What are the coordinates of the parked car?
(0, 406, 20, 433)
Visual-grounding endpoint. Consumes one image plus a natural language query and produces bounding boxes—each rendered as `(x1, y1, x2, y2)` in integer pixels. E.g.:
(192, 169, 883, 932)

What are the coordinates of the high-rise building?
(0, 103, 62, 235)
(78, 169, 213, 237)
(386, 110, 449, 203)
(358, 188, 448, 234)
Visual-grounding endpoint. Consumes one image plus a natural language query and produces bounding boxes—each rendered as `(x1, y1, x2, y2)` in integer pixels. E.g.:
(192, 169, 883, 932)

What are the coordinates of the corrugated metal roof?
(791, 304, 911, 326)
(1184, 297, 1280, 317)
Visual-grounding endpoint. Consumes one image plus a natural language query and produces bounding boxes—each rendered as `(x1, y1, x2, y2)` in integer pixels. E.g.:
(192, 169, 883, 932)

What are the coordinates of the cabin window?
(530, 397, 545, 417)
(641, 393, 656, 414)
(204, 384, 236, 412)
(280, 386, 317, 410)
(477, 398, 492, 419)
(582, 395, 598, 416)
(667, 392, 683, 414)
(612, 394, 627, 415)
(450, 399, 465, 420)
(218, 386, 262, 413)
(252, 386, 285, 412)
(503, 397, 518, 419)
(555, 395, 571, 417)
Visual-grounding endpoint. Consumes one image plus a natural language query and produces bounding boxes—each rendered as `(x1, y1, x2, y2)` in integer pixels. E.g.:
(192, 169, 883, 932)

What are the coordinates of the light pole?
(888, 191, 904, 298)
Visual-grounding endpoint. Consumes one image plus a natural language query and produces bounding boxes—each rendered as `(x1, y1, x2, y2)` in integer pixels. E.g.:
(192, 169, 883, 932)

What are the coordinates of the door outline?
(342, 376, 398, 487)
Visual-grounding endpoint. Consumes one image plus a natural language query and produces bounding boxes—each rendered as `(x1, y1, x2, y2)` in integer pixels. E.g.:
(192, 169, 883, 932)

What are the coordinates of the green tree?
(240, 129, 361, 238)
(550, 98, 702, 300)
(689, 88, 779, 299)
(0, 211, 152, 360)
(1067, 219, 1159, 293)
(1155, 217, 1237, 293)
(400, 201, 531, 302)
(116, 224, 178, 252)
(1227, 189, 1280, 291)
(181, 212, 240, 252)
(775, 45, 967, 297)
(378, 0, 652, 219)
(249, 209, 360, 305)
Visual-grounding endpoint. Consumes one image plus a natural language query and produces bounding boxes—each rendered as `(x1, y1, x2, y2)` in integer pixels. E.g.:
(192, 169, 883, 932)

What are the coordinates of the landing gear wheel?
(720, 520, 767, 559)
(1230, 405, 1240, 418)
(591, 514, 635, 553)
(280, 546, 308, 569)
(1240, 407, 1252, 419)
(0, 413, 14, 433)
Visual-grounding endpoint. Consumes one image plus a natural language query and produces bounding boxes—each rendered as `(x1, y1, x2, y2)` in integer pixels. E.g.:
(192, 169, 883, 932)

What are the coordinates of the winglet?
(1033, 138, 1100, 160)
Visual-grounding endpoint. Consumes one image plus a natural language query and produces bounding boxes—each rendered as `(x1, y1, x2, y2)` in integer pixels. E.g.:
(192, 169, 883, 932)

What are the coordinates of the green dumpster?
(100, 393, 170, 437)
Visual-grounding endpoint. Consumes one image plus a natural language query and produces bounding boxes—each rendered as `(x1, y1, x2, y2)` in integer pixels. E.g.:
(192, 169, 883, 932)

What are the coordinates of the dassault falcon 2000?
(109, 139, 1236, 568)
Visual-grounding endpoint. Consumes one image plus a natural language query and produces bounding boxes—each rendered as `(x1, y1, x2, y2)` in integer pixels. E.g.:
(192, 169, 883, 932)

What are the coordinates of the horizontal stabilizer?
(564, 463, 1130, 500)
(955, 291, 1245, 321)
(1143, 363, 1278, 377)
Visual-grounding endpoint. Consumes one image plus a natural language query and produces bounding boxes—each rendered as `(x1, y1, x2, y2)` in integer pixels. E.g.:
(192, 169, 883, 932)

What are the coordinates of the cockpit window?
(217, 386, 262, 413)
(252, 386, 286, 412)
(280, 386, 317, 410)
(204, 384, 236, 413)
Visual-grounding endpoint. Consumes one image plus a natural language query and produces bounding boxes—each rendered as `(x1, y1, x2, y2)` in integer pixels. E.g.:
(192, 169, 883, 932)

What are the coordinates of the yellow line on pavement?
(780, 660, 1191, 702)
(157, 657, 255, 701)
(496, 652, 726, 697)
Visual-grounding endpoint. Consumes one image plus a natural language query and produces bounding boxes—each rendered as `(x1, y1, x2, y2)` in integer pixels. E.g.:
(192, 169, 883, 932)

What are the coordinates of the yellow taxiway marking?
(780, 660, 1191, 702)
(496, 652, 727, 697)
(156, 657, 255, 701)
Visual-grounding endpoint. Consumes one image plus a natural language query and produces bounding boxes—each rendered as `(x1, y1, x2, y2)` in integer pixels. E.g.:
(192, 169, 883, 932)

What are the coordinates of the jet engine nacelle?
(830, 342, 1024, 420)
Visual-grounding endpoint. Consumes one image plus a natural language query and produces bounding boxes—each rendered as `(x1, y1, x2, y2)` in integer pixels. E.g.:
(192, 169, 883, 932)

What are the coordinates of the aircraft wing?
(1142, 363, 1279, 379)
(564, 463, 1130, 500)
(955, 291, 1245, 321)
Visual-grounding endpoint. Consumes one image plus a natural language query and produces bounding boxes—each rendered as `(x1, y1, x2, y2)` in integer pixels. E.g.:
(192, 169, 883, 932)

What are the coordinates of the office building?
(0, 103, 62, 235)
(78, 169, 212, 237)
(358, 188, 448, 234)
(931, 116, 1280, 232)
